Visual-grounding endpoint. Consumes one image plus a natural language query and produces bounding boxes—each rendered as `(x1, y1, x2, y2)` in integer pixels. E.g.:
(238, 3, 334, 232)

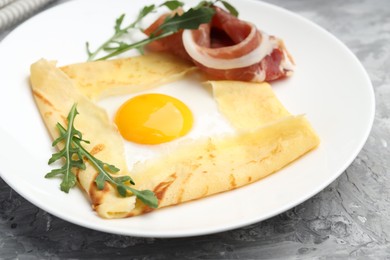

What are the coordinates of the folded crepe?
(60, 52, 196, 100)
(30, 54, 319, 218)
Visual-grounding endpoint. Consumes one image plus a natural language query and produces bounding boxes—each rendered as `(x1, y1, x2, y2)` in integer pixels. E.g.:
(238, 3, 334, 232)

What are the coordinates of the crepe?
(30, 55, 319, 218)
(131, 115, 319, 213)
(209, 80, 291, 130)
(60, 52, 196, 100)
(31, 59, 137, 217)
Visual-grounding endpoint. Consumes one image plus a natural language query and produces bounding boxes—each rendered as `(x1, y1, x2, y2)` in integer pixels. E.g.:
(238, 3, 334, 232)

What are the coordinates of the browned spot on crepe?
(89, 172, 110, 205)
(32, 90, 54, 107)
(90, 144, 105, 156)
(177, 173, 193, 203)
(229, 174, 237, 189)
(153, 173, 177, 201)
(44, 111, 52, 117)
(201, 185, 209, 197)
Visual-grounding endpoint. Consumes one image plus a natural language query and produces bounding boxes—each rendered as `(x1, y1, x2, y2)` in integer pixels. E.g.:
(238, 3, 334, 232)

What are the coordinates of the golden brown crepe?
(60, 52, 196, 100)
(31, 59, 137, 217)
(30, 54, 319, 218)
(130, 115, 319, 213)
(209, 81, 291, 130)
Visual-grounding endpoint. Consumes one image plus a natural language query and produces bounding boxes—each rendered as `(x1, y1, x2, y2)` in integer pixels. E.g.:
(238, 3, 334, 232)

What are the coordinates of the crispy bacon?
(144, 7, 294, 82)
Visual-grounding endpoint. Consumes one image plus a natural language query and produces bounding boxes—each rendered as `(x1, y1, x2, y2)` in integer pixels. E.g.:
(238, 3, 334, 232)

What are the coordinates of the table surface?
(1, 0, 389, 258)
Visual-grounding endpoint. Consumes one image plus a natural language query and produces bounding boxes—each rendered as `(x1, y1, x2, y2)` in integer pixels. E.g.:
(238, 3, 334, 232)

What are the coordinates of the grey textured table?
(1, 0, 389, 259)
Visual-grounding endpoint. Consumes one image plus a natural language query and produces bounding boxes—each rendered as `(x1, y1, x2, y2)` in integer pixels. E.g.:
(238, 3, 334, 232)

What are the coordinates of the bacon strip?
(144, 7, 294, 82)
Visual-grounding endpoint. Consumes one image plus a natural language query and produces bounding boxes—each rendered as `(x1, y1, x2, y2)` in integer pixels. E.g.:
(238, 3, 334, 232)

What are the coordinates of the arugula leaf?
(46, 104, 158, 208)
(156, 7, 215, 34)
(220, 0, 239, 17)
(137, 4, 157, 21)
(46, 104, 86, 193)
(114, 14, 126, 33)
(194, 0, 238, 16)
(160, 0, 184, 10)
(129, 189, 158, 208)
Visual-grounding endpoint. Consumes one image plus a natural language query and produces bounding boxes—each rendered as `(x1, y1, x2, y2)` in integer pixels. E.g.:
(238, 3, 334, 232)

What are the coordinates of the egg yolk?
(115, 93, 193, 145)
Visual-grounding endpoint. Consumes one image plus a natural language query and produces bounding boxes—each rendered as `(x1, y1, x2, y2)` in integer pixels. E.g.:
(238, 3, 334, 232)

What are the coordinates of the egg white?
(98, 74, 235, 169)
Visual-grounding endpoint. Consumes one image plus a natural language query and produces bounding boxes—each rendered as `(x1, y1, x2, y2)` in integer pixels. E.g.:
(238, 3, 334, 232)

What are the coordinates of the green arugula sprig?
(46, 104, 85, 192)
(46, 104, 158, 208)
(195, 0, 238, 16)
(86, 0, 238, 61)
(86, 1, 184, 61)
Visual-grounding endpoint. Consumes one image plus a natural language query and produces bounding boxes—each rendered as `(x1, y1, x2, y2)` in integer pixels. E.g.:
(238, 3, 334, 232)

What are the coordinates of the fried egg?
(114, 93, 193, 145)
(98, 77, 234, 166)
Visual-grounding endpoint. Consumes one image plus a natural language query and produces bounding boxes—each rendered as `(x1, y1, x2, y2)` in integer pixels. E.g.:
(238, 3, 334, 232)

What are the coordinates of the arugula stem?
(95, 31, 174, 61)
(87, 23, 140, 61)
(76, 143, 117, 184)
(64, 106, 76, 183)
(87, 7, 155, 61)
(87, 34, 118, 61)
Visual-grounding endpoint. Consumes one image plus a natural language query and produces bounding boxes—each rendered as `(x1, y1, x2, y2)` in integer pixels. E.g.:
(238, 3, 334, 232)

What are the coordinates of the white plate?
(0, 0, 374, 237)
